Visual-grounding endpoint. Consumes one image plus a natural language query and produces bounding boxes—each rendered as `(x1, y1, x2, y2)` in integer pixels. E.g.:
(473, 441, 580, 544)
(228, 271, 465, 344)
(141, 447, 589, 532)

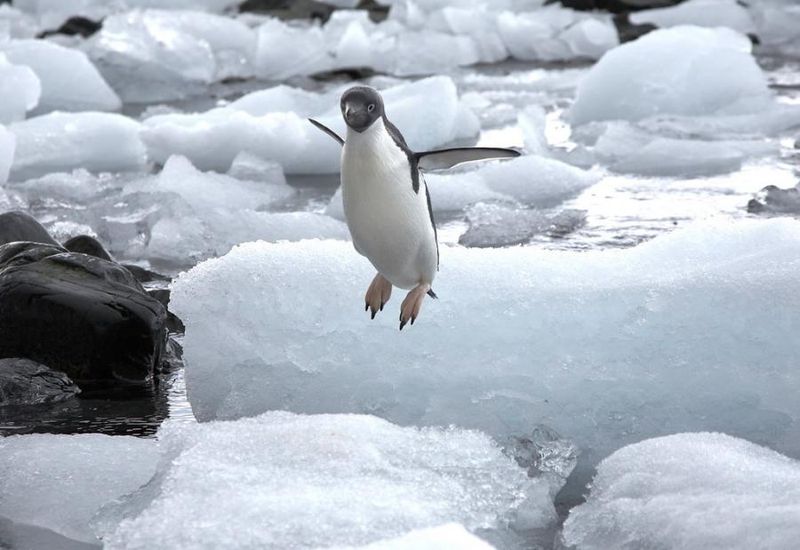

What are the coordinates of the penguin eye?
(367, 103, 375, 113)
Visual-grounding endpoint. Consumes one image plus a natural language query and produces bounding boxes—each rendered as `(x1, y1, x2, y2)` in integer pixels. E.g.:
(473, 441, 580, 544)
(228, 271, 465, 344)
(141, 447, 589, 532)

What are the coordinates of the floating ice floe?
(1, 39, 121, 114)
(0, 433, 159, 544)
(459, 203, 586, 248)
(171, 219, 800, 493)
(748, 183, 800, 215)
(142, 76, 478, 175)
(0, 5, 38, 39)
(88, 9, 256, 103)
(574, 121, 778, 177)
(0, 125, 15, 183)
(0, 52, 40, 125)
(497, 6, 618, 62)
(562, 433, 800, 550)
(9, 111, 146, 181)
(101, 412, 535, 549)
(629, 0, 756, 35)
(570, 26, 773, 126)
(750, 0, 800, 58)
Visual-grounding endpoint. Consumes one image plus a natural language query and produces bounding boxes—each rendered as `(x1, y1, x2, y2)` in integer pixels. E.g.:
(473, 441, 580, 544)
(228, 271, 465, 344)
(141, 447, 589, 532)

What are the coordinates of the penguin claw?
(364, 274, 393, 320)
(399, 283, 431, 331)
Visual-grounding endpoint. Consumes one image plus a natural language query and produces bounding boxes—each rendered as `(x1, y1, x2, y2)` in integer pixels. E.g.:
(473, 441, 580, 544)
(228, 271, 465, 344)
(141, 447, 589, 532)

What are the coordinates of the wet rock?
(63, 234, 113, 261)
(38, 16, 103, 39)
(0, 241, 167, 384)
(747, 183, 800, 215)
(0, 211, 59, 247)
(0, 358, 81, 406)
(555, 0, 684, 13)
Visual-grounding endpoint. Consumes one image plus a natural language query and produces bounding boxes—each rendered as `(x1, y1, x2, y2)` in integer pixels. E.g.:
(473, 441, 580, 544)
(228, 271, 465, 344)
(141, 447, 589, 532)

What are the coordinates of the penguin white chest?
(341, 119, 437, 290)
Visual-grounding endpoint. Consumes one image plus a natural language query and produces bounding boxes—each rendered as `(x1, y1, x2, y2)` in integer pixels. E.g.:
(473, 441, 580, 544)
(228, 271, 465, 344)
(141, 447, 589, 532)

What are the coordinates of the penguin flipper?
(415, 147, 520, 171)
(308, 118, 344, 146)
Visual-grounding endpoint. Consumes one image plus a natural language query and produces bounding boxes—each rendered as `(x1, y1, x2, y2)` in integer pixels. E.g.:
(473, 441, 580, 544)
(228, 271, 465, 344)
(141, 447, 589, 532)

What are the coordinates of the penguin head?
(340, 86, 383, 133)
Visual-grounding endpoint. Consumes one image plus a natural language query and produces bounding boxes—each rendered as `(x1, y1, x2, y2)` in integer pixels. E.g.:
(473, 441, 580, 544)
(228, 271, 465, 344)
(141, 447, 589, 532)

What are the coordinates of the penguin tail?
(427, 289, 438, 299)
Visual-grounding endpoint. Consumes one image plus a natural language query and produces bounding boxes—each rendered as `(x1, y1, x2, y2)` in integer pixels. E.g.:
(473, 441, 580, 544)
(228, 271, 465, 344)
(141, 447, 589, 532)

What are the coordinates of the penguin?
(310, 86, 519, 330)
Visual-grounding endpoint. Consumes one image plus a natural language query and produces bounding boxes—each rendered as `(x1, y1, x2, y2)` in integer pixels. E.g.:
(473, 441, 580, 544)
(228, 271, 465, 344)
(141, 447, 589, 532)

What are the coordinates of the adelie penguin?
(310, 86, 519, 330)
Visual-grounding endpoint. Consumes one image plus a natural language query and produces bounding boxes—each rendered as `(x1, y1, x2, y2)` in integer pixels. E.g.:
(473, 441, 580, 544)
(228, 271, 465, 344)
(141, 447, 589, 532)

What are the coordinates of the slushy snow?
(570, 26, 773, 125)
(9, 112, 146, 181)
(102, 412, 534, 549)
(562, 433, 800, 550)
(171, 219, 800, 492)
(1, 39, 121, 114)
(0, 434, 159, 544)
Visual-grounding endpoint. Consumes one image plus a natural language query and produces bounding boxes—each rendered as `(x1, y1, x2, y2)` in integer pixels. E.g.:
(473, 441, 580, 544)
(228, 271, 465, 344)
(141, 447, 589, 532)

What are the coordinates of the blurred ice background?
(1, 0, 800, 548)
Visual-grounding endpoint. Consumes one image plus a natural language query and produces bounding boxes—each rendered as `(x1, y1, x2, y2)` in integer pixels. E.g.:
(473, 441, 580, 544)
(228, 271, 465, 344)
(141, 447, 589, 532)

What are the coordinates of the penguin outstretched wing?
(415, 147, 520, 171)
(308, 118, 344, 145)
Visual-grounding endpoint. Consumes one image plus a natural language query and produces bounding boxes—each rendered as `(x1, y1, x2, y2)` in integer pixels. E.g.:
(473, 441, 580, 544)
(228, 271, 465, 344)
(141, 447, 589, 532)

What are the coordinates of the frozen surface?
(142, 76, 477, 174)
(0, 125, 14, 184)
(0, 433, 159, 544)
(103, 412, 534, 549)
(562, 433, 800, 550)
(9, 112, 146, 180)
(354, 524, 495, 549)
(1, 39, 121, 114)
(630, 0, 756, 34)
(570, 26, 773, 125)
(0, 52, 40, 124)
(459, 203, 585, 247)
(172, 219, 800, 492)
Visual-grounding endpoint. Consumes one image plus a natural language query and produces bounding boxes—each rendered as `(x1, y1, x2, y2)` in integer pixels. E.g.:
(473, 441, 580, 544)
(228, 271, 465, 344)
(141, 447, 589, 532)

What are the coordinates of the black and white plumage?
(309, 86, 519, 329)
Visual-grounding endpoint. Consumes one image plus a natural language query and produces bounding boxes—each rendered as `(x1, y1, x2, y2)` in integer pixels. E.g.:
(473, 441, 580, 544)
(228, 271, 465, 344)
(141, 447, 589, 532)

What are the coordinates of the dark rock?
(121, 264, 171, 284)
(0, 211, 59, 247)
(0, 242, 167, 384)
(147, 288, 185, 333)
(63, 234, 113, 261)
(37, 16, 102, 39)
(551, 0, 684, 13)
(747, 183, 800, 215)
(238, 0, 336, 21)
(613, 13, 658, 43)
(0, 358, 81, 406)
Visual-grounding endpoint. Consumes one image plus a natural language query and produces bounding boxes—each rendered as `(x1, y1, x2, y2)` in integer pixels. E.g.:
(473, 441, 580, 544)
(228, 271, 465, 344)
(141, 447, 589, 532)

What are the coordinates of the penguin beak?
(343, 102, 370, 131)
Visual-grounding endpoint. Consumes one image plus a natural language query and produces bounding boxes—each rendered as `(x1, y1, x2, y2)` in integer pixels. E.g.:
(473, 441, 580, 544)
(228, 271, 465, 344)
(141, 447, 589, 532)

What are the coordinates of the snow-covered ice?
(171, 219, 800, 491)
(0, 433, 159, 544)
(1, 39, 121, 115)
(355, 524, 496, 549)
(570, 26, 773, 125)
(9, 112, 146, 181)
(142, 76, 478, 174)
(0, 52, 40, 125)
(102, 412, 534, 549)
(562, 433, 800, 550)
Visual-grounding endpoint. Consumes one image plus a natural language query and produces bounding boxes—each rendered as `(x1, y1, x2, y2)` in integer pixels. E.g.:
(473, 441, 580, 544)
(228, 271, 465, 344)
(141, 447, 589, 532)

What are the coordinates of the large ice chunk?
(1, 39, 121, 114)
(358, 524, 496, 549)
(9, 112, 146, 180)
(630, 0, 756, 34)
(0, 125, 15, 184)
(102, 412, 534, 549)
(0, 433, 159, 544)
(142, 76, 477, 174)
(0, 52, 40, 124)
(562, 433, 800, 550)
(570, 26, 772, 125)
(171, 219, 800, 492)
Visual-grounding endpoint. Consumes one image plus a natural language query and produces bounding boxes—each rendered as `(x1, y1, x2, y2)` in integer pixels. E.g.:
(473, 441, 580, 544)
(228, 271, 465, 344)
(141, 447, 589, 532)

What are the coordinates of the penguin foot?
(399, 283, 431, 330)
(365, 273, 392, 319)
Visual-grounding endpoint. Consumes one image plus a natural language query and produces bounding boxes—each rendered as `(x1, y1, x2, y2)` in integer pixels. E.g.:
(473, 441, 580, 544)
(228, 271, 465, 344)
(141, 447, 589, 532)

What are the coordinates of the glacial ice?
(102, 412, 534, 549)
(459, 203, 585, 247)
(751, 1, 800, 58)
(254, 18, 329, 81)
(1, 39, 121, 114)
(355, 524, 496, 549)
(562, 433, 800, 550)
(577, 121, 777, 177)
(0, 433, 159, 544)
(9, 112, 146, 181)
(0, 52, 40, 124)
(142, 76, 477, 174)
(0, 5, 38, 39)
(171, 219, 800, 492)
(630, 0, 756, 35)
(0, 125, 14, 184)
(570, 26, 773, 125)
